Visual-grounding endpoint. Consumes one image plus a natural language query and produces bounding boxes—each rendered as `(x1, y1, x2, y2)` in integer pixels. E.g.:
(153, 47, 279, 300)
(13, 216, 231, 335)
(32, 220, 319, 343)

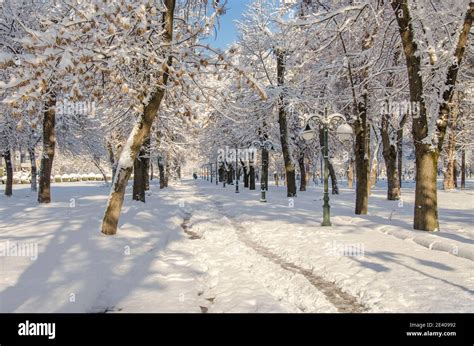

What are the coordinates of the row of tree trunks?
(276, 49, 297, 197)
(3, 151, 13, 196)
(101, 0, 176, 235)
(38, 92, 57, 203)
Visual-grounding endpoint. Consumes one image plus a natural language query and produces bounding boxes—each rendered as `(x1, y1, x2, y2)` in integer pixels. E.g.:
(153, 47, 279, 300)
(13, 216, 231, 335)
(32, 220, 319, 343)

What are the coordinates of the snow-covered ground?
(0, 179, 473, 312)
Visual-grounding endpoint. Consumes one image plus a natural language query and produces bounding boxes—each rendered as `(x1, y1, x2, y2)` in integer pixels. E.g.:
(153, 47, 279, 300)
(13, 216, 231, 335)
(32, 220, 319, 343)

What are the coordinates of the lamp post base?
(260, 190, 267, 202)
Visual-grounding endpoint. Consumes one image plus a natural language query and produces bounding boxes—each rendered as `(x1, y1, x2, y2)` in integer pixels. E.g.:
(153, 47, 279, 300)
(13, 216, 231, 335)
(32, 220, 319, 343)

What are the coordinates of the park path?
(178, 184, 368, 313)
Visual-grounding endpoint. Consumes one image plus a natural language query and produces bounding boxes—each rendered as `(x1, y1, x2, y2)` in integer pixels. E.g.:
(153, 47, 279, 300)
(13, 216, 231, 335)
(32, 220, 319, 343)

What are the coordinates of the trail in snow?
(210, 199, 367, 313)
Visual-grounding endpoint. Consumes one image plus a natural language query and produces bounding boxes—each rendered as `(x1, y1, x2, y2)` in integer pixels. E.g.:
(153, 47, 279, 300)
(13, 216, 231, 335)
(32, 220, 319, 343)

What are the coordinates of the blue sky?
(204, 0, 253, 49)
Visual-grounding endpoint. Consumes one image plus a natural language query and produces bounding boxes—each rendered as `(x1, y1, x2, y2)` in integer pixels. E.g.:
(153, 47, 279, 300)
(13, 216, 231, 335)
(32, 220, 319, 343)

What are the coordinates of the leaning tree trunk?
(28, 147, 37, 192)
(354, 95, 369, 215)
(298, 153, 306, 191)
(4, 150, 13, 196)
(276, 49, 297, 197)
(101, 0, 175, 236)
(133, 147, 146, 202)
(38, 93, 56, 203)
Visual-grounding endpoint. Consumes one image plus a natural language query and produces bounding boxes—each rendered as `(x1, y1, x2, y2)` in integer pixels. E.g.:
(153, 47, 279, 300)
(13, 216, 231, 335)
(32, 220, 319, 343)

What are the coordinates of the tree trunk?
(101, 0, 175, 235)
(4, 150, 13, 196)
(227, 165, 233, 185)
(298, 153, 306, 191)
(38, 93, 56, 203)
(241, 161, 249, 188)
(28, 147, 37, 192)
(347, 159, 354, 188)
(414, 146, 439, 231)
(354, 95, 369, 215)
(384, 148, 400, 200)
(276, 49, 297, 197)
(443, 107, 459, 190)
(164, 162, 170, 187)
(328, 160, 339, 194)
(107, 141, 116, 182)
(143, 137, 150, 191)
(133, 147, 146, 202)
(461, 149, 466, 188)
(261, 148, 269, 191)
(249, 162, 255, 190)
(219, 166, 224, 182)
(317, 128, 338, 194)
(158, 157, 166, 189)
(392, 0, 473, 231)
(381, 114, 401, 200)
(396, 126, 404, 188)
(453, 159, 458, 188)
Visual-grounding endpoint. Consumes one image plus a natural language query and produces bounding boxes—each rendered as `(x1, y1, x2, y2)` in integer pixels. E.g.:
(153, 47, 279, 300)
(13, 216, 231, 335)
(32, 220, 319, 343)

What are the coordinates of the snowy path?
(209, 197, 367, 312)
(186, 180, 473, 312)
(0, 180, 473, 312)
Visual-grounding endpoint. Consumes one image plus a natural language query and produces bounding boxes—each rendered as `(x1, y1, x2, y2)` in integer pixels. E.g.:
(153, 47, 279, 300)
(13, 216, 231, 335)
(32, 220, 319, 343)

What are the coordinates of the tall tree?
(391, 0, 473, 231)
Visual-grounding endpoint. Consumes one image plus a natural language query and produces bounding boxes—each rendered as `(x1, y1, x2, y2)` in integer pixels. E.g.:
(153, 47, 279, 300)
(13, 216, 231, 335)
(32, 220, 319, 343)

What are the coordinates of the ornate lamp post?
(301, 109, 352, 226)
(250, 140, 275, 202)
